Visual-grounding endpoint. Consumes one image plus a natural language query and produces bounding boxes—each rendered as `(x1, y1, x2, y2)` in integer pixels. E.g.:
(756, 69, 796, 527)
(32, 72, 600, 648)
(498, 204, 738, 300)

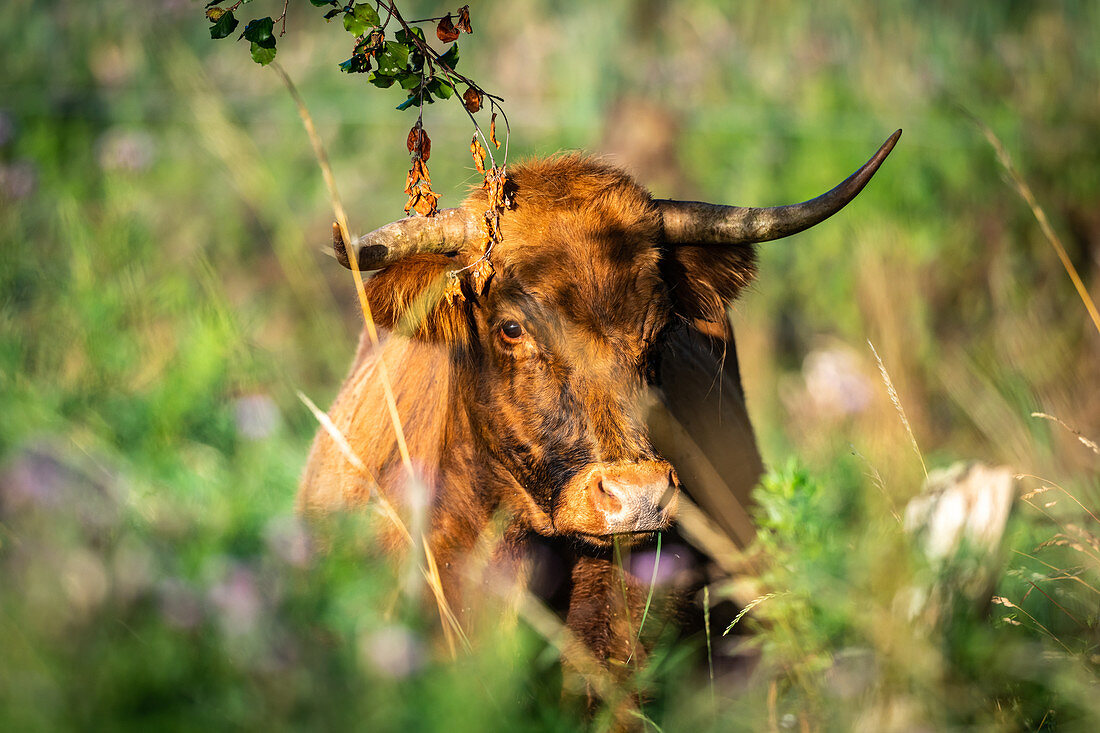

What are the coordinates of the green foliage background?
(1, 0, 1098, 729)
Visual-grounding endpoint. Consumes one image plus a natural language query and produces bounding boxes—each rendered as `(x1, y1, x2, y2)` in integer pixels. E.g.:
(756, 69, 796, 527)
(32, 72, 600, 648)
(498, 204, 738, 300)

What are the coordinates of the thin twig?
(377, 0, 507, 171)
(276, 0, 289, 36)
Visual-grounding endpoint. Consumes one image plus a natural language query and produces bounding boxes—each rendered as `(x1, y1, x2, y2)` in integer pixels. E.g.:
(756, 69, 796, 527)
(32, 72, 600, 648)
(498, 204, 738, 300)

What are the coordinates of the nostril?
(596, 476, 610, 497)
(589, 470, 624, 516)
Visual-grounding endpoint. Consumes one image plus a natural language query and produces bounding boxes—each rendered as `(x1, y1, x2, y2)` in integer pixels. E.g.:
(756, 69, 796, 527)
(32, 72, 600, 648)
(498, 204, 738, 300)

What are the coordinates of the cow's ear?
(362, 254, 471, 344)
(662, 243, 758, 326)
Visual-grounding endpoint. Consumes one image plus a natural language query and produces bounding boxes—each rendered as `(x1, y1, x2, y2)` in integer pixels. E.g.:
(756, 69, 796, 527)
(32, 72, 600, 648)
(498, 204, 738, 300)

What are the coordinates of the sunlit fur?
(298, 154, 759, 677)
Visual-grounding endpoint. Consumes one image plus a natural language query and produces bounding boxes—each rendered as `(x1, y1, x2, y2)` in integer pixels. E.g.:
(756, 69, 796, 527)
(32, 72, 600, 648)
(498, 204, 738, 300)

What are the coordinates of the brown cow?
(299, 131, 900, 697)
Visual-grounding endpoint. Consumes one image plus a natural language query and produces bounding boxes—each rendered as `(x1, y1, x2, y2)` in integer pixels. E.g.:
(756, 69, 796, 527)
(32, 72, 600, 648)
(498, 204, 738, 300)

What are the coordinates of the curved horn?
(657, 129, 901, 245)
(332, 207, 480, 270)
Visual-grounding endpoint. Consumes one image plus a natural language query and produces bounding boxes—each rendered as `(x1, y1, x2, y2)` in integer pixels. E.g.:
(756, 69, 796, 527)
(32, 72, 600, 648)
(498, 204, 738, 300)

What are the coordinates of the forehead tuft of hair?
(463, 154, 669, 339)
(463, 153, 662, 267)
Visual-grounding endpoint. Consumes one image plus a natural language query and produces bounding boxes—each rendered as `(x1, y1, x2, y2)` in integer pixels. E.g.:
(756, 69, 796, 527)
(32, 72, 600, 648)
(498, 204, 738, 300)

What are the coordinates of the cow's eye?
(500, 320, 525, 342)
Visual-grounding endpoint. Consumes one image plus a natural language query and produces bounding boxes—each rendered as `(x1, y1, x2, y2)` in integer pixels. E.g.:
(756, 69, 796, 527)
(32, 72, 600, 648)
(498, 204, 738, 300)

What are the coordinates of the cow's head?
(337, 131, 900, 546)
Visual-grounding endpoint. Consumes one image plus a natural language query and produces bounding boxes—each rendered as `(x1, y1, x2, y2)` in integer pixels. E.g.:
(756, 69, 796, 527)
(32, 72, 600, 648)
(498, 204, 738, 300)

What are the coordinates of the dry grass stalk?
(273, 62, 478, 659)
(1012, 549, 1100, 598)
(723, 592, 778, 635)
(626, 533, 661, 665)
(868, 340, 927, 477)
(509, 587, 624, 709)
(767, 679, 779, 732)
(1031, 412, 1100, 457)
(296, 390, 412, 544)
(973, 118, 1100, 337)
(1017, 473, 1100, 525)
(991, 595, 1075, 654)
(851, 448, 902, 524)
(421, 538, 471, 657)
(270, 62, 417, 480)
(298, 391, 468, 654)
(702, 585, 715, 700)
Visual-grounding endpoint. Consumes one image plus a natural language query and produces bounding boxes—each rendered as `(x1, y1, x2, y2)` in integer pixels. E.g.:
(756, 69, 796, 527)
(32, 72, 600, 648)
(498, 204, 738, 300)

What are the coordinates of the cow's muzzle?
(555, 460, 680, 543)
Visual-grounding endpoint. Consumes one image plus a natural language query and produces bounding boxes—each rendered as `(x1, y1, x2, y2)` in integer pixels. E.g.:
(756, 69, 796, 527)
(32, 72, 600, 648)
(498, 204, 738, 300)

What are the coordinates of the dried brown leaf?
(436, 14, 460, 43)
(367, 29, 385, 57)
(405, 158, 428, 194)
(414, 188, 440, 217)
(407, 123, 431, 161)
(489, 113, 500, 149)
(457, 5, 473, 34)
(404, 158, 439, 217)
(484, 165, 510, 210)
(470, 258, 493, 295)
(444, 273, 465, 303)
(462, 87, 482, 113)
(481, 210, 500, 244)
(470, 135, 487, 175)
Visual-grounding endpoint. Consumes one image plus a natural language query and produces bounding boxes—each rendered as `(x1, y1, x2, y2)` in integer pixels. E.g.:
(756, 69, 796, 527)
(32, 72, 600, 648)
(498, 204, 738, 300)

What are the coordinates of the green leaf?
(343, 3, 379, 36)
(343, 13, 367, 36)
(209, 10, 238, 39)
(385, 41, 409, 69)
(324, 8, 341, 19)
(426, 77, 454, 99)
(339, 54, 371, 74)
(367, 72, 396, 89)
(250, 41, 276, 66)
(395, 27, 425, 45)
(438, 43, 459, 70)
(375, 41, 410, 76)
(242, 17, 275, 48)
(353, 3, 380, 26)
(206, 0, 225, 7)
(397, 71, 422, 90)
(309, 0, 334, 6)
(396, 89, 435, 111)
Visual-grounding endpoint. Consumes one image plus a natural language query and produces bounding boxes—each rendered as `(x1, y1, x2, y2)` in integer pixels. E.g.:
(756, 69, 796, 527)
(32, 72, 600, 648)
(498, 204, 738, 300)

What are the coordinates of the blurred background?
(1, 0, 1098, 730)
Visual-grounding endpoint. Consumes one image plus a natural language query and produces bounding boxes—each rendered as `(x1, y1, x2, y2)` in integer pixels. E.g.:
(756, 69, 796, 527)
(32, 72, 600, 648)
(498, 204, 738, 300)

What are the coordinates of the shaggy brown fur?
(299, 154, 765, 711)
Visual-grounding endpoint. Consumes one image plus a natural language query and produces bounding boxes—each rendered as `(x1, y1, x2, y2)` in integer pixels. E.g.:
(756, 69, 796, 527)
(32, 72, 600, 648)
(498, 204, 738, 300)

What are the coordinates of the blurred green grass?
(2, 0, 1099, 729)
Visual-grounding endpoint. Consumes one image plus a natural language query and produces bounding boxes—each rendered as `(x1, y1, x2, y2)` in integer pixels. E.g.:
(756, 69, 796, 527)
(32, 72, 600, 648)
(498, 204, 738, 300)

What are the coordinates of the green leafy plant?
(203, 0, 509, 268)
